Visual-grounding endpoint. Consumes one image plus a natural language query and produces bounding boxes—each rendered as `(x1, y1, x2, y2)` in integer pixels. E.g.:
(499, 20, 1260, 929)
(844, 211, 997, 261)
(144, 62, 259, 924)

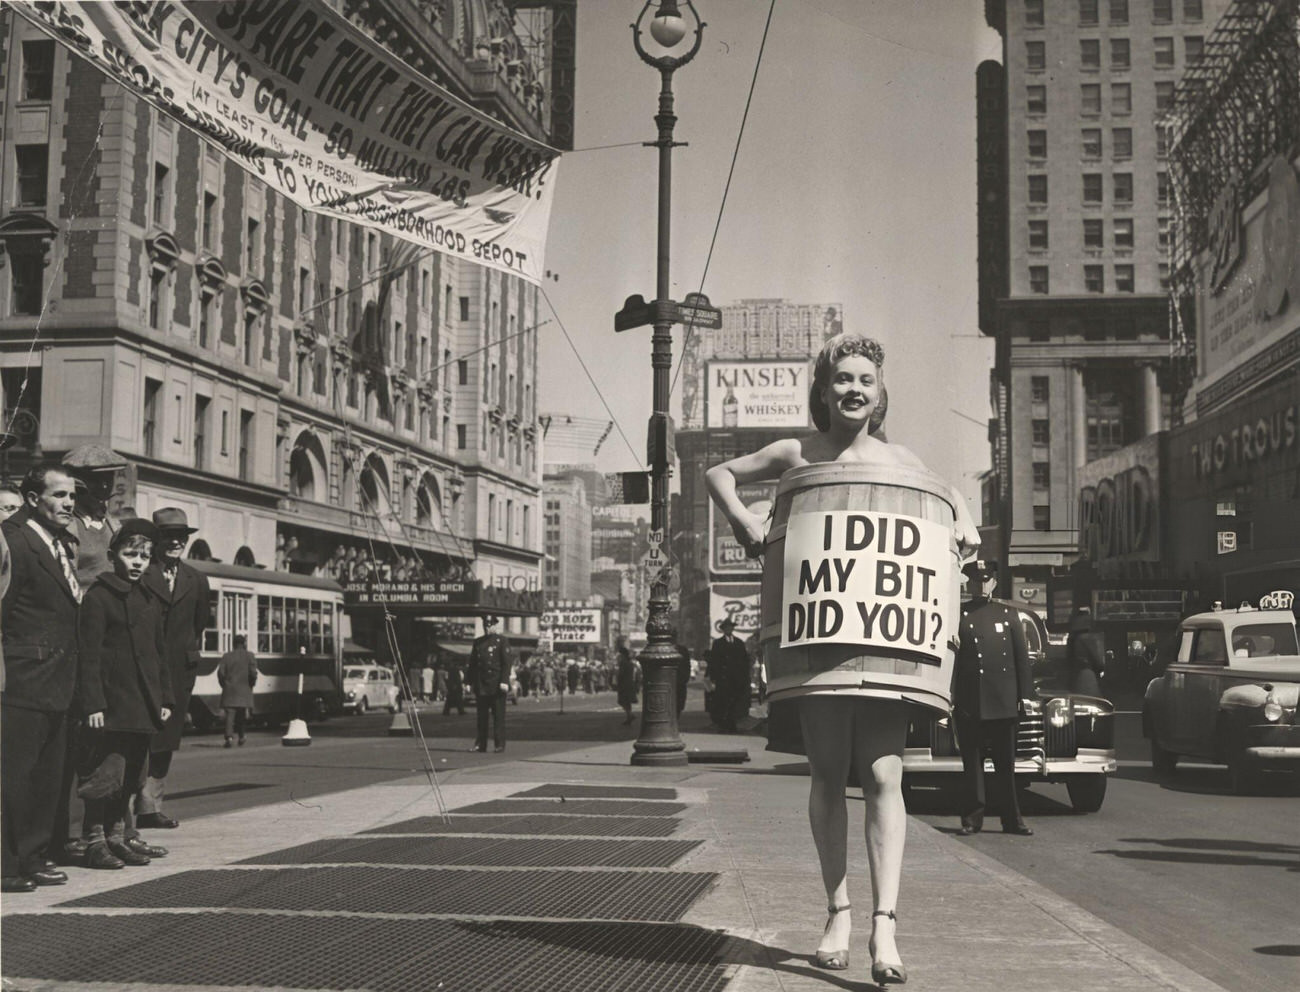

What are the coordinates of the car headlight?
(1045, 697, 1072, 729)
(1021, 698, 1042, 715)
(346, 690, 356, 700)
(1263, 693, 1283, 723)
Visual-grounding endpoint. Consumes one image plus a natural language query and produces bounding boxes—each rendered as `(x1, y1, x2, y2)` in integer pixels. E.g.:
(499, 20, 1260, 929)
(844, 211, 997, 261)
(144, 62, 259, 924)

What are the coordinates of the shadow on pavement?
(1093, 834, 1300, 871)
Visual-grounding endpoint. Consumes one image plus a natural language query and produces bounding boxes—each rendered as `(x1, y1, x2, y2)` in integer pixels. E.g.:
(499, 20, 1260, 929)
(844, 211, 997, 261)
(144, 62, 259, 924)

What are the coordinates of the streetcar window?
(257, 595, 271, 652)
(203, 590, 220, 652)
(322, 602, 335, 654)
(270, 596, 284, 652)
(310, 601, 323, 653)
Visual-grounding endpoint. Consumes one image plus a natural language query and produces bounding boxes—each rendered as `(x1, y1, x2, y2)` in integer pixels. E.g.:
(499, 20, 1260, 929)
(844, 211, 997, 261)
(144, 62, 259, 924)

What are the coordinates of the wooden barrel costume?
(761, 463, 963, 751)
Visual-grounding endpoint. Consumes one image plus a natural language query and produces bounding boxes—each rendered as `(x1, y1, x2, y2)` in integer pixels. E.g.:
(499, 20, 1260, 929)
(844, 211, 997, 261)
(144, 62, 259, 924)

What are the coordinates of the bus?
(188, 561, 346, 731)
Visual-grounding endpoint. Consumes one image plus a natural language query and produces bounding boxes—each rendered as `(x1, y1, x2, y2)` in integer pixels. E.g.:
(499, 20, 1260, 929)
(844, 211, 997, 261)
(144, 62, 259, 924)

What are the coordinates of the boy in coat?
(77, 519, 173, 869)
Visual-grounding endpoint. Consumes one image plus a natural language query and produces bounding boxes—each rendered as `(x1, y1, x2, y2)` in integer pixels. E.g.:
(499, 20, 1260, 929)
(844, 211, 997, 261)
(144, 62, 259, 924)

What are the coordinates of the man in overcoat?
(707, 618, 750, 732)
(1, 465, 81, 891)
(952, 559, 1035, 836)
(467, 614, 511, 752)
(135, 507, 210, 829)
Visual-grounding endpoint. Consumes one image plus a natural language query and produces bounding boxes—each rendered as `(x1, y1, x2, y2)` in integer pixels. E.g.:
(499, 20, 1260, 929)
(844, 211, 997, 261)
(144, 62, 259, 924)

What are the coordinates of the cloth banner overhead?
(16, 0, 559, 284)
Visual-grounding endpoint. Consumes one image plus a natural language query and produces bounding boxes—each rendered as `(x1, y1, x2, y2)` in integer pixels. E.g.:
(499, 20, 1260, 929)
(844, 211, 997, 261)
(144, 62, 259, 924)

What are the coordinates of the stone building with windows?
(0, 1, 576, 657)
(977, 0, 1232, 610)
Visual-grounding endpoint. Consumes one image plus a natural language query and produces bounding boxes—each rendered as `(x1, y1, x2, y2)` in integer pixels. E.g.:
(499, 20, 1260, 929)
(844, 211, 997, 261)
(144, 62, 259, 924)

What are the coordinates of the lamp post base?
(631, 643, 688, 766)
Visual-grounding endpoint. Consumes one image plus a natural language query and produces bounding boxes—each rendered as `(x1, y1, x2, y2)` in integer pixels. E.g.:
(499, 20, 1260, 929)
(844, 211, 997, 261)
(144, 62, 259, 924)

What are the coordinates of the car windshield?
(344, 668, 366, 679)
(1231, 623, 1300, 657)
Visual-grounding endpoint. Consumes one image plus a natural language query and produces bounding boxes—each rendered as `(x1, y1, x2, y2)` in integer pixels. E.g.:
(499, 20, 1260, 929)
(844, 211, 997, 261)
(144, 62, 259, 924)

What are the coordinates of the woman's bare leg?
(852, 699, 908, 969)
(799, 697, 855, 956)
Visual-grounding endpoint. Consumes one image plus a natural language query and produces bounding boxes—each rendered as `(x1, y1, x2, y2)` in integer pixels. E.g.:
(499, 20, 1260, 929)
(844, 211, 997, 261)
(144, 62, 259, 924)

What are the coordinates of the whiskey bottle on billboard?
(722, 384, 738, 427)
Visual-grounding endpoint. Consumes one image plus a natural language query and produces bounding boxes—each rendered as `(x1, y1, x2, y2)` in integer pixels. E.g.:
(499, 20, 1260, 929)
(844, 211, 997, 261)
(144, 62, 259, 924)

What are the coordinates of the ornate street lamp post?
(625, 1, 706, 767)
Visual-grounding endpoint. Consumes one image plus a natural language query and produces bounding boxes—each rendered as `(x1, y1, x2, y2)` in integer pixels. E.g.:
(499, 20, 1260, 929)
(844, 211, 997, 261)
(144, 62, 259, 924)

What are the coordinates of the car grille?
(1016, 712, 1045, 762)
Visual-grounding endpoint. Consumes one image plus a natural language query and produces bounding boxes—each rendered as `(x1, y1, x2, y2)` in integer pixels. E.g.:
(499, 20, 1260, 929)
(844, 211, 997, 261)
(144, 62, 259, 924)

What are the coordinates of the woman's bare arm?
(705, 438, 802, 557)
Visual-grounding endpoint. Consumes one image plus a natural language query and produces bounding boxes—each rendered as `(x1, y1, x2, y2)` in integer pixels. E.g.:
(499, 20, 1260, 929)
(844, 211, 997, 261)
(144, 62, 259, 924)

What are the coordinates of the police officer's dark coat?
(952, 598, 1033, 720)
(467, 631, 511, 697)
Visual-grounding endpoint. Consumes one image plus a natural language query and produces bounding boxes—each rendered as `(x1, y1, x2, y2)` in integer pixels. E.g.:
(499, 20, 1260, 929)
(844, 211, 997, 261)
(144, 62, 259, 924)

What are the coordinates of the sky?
(537, 0, 1003, 508)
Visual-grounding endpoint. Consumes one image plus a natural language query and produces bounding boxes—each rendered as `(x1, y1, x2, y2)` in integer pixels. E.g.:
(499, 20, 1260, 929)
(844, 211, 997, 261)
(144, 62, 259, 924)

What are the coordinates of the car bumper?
(904, 748, 1116, 777)
(1239, 725, 1300, 768)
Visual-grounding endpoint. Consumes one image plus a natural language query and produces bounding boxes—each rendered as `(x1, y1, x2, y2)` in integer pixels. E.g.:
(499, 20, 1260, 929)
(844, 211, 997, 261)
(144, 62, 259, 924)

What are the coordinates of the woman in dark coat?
(1065, 606, 1105, 697)
(78, 520, 172, 869)
(217, 635, 258, 747)
(616, 639, 637, 725)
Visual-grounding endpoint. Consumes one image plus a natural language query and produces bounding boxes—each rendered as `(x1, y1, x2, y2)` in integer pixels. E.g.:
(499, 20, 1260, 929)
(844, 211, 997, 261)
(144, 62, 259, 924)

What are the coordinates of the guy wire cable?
(668, 0, 778, 400)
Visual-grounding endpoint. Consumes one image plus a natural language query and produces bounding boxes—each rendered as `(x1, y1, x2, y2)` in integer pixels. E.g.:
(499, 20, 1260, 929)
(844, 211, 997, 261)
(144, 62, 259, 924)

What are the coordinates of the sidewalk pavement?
(1, 731, 1229, 992)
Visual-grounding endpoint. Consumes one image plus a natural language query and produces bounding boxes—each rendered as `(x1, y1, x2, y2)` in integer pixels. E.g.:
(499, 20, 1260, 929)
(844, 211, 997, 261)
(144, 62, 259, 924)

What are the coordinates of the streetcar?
(189, 561, 346, 731)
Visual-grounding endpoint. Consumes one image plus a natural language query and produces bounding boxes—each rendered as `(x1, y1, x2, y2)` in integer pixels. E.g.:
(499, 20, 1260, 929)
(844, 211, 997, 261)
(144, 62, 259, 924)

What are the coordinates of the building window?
(1159, 263, 1171, 290)
(1158, 215, 1170, 248)
(1111, 82, 1131, 114)
(458, 296, 470, 321)
(143, 378, 161, 458)
(1154, 37, 1175, 68)
(148, 267, 166, 328)
(1184, 36, 1203, 66)
(1025, 0, 1044, 25)
(9, 249, 43, 316)
(1031, 376, 1050, 403)
(1032, 462, 1051, 490)
(1028, 219, 1048, 250)
(1086, 380, 1133, 461)
(202, 191, 217, 250)
(194, 395, 210, 469)
(1033, 505, 1051, 531)
(1084, 218, 1104, 247)
(1114, 172, 1133, 203)
(246, 217, 260, 273)
(238, 410, 253, 479)
(1155, 80, 1175, 111)
(243, 313, 257, 365)
(1085, 265, 1105, 293)
(1109, 0, 1128, 23)
(457, 423, 467, 449)
(1080, 39, 1100, 69)
(1115, 264, 1135, 291)
(1155, 126, 1170, 158)
(457, 359, 468, 385)
(1026, 41, 1045, 70)
(15, 145, 48, 207)
(1027, 85, 1046, 115)
(1110, 37, 1130, 69)
(1028, 174, 1048, 203)
(1114, 217, 1134, 248)
(1083, 173, 1103, 203)
(1158, 171, 1170, 207)
(298, 267, 310, 313)
(220, 409, 229, 456)
(152, 163, 171, 225)
(1154, 0, 1173, 23)
(1184, 0, 1203, 20)
(1032, 419, 1050, 445)
(1029, 266, 1049, 294)
(1112, 127, 1132, 159)
(21, 40, 55, 100)
(1079, 0, 1099, 26)
(1081, 128, 1102, 158)
(1027, 130, 1047, 158)
(198, 288, 214, 348)
(1081, 83, 1101, 114)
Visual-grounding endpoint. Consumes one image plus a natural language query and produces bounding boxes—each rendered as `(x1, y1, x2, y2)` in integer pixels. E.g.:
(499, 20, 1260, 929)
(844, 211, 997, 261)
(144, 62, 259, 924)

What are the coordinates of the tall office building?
(978, 0, 1231, 609)
(0, 1, 576, 662)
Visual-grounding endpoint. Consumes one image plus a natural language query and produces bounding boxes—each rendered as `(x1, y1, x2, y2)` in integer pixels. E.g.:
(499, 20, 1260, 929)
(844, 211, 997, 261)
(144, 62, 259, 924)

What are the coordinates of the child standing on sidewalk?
(77, 519, 172, 869)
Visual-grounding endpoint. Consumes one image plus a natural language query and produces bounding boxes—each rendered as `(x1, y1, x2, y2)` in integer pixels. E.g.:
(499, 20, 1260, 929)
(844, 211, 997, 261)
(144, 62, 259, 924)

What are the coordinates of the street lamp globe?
(649, 2, 688, 47)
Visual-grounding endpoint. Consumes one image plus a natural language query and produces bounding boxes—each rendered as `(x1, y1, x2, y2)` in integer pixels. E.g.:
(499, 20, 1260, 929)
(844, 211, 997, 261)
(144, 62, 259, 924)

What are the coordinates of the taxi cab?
(341, 664, 401, 714)
(1143, 591, 1300, 793)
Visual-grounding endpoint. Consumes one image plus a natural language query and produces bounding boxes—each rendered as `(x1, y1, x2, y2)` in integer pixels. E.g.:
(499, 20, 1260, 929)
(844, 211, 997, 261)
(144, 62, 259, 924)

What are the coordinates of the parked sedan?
(1143, 597, 1300, 794)
(341, 664, 401, 714)
(901, 601, 1116, 812)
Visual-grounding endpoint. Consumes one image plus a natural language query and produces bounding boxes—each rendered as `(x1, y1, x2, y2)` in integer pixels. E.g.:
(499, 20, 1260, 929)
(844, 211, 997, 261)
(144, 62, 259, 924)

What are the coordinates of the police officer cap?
(962, 559, 998, 579)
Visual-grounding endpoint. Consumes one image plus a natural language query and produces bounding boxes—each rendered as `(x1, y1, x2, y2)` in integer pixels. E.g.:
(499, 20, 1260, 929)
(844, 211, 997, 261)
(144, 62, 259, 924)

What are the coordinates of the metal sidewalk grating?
(61, 866, 718, 920)
(514, 783, 680, 800)
(1, 914, 732, 992)
(238, 835, 702, 868)
(362, 813, 681, 836)
(455, 798, 687, 816)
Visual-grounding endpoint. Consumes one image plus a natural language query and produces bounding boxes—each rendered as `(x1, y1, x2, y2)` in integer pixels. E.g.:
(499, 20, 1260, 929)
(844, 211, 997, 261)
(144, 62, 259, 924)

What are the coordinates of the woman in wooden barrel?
(706, 333, 977, 986)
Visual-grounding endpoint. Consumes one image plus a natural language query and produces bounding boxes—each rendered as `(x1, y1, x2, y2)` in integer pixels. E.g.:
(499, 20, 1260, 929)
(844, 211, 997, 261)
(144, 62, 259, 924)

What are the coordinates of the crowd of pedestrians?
(1, 461, 208, 893)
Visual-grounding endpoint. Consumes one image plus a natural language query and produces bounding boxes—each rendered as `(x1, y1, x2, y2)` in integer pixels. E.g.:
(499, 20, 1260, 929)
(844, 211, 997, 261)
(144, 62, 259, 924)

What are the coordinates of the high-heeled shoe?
(870, 909, 907, 985)
(814, 902, 850, 970)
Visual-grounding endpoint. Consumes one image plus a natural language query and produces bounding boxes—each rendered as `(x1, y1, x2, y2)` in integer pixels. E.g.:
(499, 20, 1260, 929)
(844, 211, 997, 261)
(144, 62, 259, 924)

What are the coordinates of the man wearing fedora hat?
(135, 508, 210, 830)
(707, 617, 750, 733)
(951, 560, 1034, 836)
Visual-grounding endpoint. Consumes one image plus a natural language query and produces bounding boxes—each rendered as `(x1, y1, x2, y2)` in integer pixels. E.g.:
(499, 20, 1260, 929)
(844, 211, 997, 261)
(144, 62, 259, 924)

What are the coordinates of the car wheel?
(357, 696, 368, 715)
(1150, 739, 1178, 776)
(1066, 775, 1107, 813)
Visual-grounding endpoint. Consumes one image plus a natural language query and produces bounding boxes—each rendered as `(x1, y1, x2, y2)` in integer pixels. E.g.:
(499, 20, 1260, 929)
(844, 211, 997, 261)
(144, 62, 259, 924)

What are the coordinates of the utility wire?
(669, 0, 778, 399)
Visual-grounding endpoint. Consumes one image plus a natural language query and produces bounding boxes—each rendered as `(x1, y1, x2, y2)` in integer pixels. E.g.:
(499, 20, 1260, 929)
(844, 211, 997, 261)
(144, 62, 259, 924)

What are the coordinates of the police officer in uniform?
(952, 560, 1034, 836)
(467, 615, 511, 753)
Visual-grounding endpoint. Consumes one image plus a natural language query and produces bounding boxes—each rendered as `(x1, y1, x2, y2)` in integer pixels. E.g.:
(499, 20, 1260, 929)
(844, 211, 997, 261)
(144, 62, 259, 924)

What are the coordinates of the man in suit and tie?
(951, 559, 1035, 837)
(707, 618, 750, 732)
(135, 508, 210, 830)
(1, 465, 82, 892)
(467, 614, 511, 753)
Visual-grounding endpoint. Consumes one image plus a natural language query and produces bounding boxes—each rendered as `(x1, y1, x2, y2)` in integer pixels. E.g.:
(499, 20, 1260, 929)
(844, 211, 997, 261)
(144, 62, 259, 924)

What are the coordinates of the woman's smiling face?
(823, 353, 881, 426)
